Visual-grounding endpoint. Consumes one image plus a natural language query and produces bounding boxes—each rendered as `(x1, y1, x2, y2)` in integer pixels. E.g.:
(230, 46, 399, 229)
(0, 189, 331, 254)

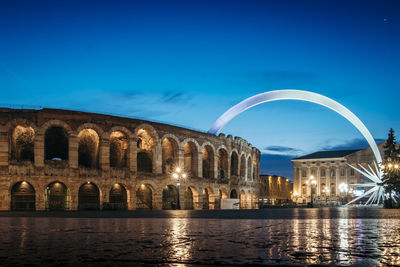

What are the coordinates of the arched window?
(162, 137, 178, 174)
(230, 151, 239, 177)
(217, 148, 228, 179)
(45, 126, 68, 160)
(110, 131, 128, 168)
(78, 129, 99, 168)
(184, 142, 198, 177)
(11, 126, 35, 162)
(240, 154, 246, 178)
(137, 128, 155, 173)
(202, 145, 214, 178)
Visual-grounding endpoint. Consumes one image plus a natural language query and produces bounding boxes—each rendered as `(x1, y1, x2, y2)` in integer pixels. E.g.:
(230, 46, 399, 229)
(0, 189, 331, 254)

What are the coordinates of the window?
(302, 170, 306, 177)
(321, 169, 326, 177)
(341, 169, 345, 177)
(350, 168, 355, 176)
(331, 169, 335, 177)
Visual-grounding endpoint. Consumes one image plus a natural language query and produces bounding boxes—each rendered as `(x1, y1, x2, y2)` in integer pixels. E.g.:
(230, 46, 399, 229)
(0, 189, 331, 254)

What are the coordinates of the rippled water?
(1, 208, 400, 266)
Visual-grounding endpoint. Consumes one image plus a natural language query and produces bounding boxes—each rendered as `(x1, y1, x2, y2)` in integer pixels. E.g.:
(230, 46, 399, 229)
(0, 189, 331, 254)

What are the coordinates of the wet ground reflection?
(1, 210, 400, 265)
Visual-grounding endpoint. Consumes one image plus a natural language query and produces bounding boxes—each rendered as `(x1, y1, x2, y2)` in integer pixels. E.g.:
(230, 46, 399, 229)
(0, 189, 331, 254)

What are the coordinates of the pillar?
(34, 133, 44, 167)
(99, 138, 110, 170)
(69, 134, 78, 168)
(0, 128, 8, 166)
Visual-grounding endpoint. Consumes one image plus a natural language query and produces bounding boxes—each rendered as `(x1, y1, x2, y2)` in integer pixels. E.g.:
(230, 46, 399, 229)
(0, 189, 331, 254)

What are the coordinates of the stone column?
(178, 147, 184, 169)
(213, 154, 218, 179)
(317, 167, 321, 196)
(0, 128, 8, 166)
(128, 138, 137, 172)
(99, 138, 110, 170)
(227, 155, 231, 180)
(34, 133, 44, 167)
(69, 134, 78, 168)
(336, 167, 340, 196)
(307, 167, 311, 197)
(35, 184, 45, 211)
(154, 143, 162, 174)
(197, 152, 203, 177)
(70, 186, 79, 210)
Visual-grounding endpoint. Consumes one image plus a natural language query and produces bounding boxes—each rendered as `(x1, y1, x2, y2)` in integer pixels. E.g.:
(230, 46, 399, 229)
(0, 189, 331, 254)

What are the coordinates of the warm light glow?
(176, 167, 181, 173)
(173, 173, 179, 179)
(21, 181, 27, 185)
(310, 175, 314, 179)
(87, 181, 90, 184)
(182, 173, 187, 178)
(395, 165, 399, 169)
(388, 164, 393, 168)
(381, 165, 385, 169)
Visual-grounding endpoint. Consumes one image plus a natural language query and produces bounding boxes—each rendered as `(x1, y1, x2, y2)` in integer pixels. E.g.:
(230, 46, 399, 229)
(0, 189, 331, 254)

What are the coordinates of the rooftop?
(293, 149, 358, 160)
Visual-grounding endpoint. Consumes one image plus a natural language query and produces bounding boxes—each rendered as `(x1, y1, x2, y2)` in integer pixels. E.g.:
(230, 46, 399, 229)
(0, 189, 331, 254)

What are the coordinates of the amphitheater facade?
(0, 108, 260, 211)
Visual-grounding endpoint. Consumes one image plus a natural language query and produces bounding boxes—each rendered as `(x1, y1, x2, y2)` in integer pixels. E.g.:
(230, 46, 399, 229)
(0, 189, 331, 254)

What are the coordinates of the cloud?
(262, 145, 303, 156)
(321, 138, 385, 151)
(159, 91, 190, 104)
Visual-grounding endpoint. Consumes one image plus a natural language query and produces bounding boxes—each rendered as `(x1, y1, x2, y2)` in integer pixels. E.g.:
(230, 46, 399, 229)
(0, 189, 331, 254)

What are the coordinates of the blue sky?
(1, 0, 399, 179)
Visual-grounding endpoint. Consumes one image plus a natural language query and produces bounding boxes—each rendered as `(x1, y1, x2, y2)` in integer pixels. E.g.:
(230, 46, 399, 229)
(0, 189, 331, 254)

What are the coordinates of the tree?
(382, 128, 400, 208)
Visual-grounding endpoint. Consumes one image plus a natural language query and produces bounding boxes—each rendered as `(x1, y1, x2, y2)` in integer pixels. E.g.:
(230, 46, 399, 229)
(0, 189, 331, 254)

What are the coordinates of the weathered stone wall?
(0, 108, 260, 210)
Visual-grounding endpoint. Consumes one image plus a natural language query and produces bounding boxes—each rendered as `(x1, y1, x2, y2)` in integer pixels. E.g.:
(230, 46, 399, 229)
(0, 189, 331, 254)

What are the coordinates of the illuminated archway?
(208, 90, 384, 205)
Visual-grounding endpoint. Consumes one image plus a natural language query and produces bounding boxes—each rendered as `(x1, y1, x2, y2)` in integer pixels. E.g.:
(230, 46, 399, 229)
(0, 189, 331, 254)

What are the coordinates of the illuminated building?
(291, 143, 385, 205)
(259, 175, 293, 206)
(0, 108, 260, 210)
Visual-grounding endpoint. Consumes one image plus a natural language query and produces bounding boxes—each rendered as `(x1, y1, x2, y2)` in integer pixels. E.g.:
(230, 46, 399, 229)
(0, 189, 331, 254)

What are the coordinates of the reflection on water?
(0, 212, 400, 265)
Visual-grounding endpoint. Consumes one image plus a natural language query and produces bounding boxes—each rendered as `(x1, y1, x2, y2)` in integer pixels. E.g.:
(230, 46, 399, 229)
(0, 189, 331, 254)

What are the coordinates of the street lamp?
(172, 167, 187, 210)
(306, 175, 317, 207)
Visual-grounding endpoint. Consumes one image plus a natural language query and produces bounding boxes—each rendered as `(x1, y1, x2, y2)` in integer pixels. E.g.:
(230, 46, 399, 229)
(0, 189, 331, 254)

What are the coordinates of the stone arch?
(136, 183, 154, 210)
(10, 181, 36, 211)
(161, 134, 179, 174)
(240, 190, 246, 209)
(239, 153, 246, 179)
(230, 150, 239, 177)
(108, 183, 128, 210)
(201, 143, 215, 179)
(109, 131, 128, 168)
(182, 139, 199, 177)
(39, 120, 73, 135)
(184, 186, 199, 210)
(217, 187, 228, 209)
(77, 128, 100, 168)
(135, 124, 158, 173)
(217, 146, 228, 180)
(10, 125, 35, 162)
(45, 181, 70, 211)
(252, 156, 258, 180)
(202, 186, 215, 210)
(162, 184, 179, 210)
(44, 125, 69, 161)
(230, 188, 238, 198)
(78, 182, 100, 210)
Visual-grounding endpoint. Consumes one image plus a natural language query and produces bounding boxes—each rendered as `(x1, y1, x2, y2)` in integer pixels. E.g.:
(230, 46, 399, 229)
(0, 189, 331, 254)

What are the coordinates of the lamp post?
(322, 186, 330, 204)
(172, 167, 187, 210)
(306, 175, 317, 207)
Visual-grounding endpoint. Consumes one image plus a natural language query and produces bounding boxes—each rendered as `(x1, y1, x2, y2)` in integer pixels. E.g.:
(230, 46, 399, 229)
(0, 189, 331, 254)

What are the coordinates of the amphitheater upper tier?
(0, 108, 260, 211)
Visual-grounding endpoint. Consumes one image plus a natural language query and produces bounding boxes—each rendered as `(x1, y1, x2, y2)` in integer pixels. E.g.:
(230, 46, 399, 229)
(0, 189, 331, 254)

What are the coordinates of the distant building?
(259, 175, 293, 206)
(291, 143, 384, 205)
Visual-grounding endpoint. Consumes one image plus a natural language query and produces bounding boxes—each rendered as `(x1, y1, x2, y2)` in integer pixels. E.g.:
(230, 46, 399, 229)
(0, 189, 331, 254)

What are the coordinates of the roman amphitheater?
(0, 108, 260, 211)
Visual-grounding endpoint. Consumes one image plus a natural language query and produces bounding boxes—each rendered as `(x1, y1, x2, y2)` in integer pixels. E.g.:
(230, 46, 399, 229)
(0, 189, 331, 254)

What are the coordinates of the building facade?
(259, 175, 293, 206)
(0, 108, 260, 211)
(291, 143, 384, 205)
